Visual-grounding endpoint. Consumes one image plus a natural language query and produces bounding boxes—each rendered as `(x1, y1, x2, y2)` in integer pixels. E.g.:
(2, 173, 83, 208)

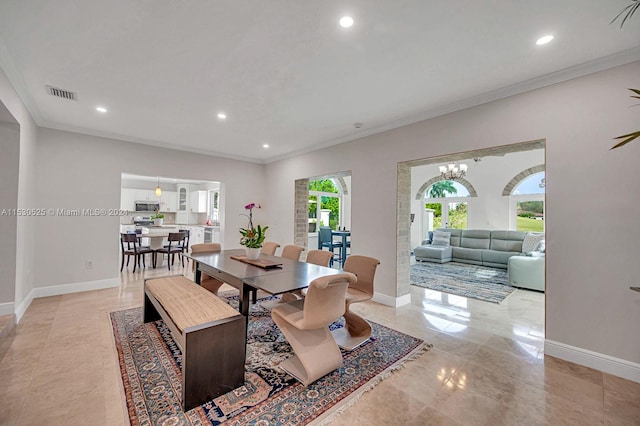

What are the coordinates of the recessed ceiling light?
(217, 112, 227, 120)
(536, 35, 554, 45)
(262, 144, 270, 149)
(96, 106, 107, 113)
(339, 16, 354, 28)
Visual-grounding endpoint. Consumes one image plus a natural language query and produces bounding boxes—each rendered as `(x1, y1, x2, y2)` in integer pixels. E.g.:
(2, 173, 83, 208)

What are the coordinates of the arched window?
(511, 172, 545, 232)
(425, 180, 470, 229)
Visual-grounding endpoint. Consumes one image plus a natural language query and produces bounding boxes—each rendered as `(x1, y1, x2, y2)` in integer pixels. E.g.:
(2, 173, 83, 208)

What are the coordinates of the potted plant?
(152, 212, 164, 226)
(239, 203, 268, 260)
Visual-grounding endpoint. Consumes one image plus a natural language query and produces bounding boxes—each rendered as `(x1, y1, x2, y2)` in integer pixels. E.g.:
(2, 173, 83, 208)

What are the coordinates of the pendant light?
(155, 178, 162, 196)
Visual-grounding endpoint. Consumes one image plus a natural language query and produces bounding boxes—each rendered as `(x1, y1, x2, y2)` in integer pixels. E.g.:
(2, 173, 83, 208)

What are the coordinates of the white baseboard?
(15, 278, 120, 323)
(373, 292, 411, 307)
(32, 278, 120, 299)
(545, 339, 640, 384)
(0, 302, 14, 316)
(15, 290, 34, 323)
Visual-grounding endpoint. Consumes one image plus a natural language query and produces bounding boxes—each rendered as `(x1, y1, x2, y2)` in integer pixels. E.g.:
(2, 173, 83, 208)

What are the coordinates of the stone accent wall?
(294, 178, 309, 250)
(396, 164, 411, 298)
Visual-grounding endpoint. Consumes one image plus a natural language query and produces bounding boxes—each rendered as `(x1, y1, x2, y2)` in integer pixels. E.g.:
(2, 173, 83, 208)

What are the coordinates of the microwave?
(135, 201, 160, 212)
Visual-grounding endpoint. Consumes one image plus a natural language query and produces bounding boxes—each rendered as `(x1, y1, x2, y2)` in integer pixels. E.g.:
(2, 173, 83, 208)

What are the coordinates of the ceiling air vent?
(46, 85, 77, 101)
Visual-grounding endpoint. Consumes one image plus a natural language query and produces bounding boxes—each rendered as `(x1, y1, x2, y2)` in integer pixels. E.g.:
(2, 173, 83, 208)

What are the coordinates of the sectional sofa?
(413, 228, 545, 291)
(415, 228, 532, 269)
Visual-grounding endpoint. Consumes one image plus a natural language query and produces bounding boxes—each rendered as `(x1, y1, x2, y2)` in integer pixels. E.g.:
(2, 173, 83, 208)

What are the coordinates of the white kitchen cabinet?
(176, 185, 190, 223)
(190, 190, 207, 213)
(120, 188, 137, 211)
(184, 226, 204, 246)
(160, 191, 177, 212)
(134, 189, 157, 201)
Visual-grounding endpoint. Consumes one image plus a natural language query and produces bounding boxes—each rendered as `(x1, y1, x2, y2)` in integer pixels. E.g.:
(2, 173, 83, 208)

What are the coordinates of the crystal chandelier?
(439, 162, 468, 181)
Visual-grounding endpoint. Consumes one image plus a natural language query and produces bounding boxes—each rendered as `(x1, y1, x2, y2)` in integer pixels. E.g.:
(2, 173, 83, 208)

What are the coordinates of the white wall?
(265, 61, 640, 368)
(34, 128, 265, 288)
(0, 120, 19, 308)
(0, 66, 38, 318)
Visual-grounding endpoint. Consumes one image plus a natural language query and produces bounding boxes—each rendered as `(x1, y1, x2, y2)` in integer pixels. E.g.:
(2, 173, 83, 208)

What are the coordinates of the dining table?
(136, 228, 179, 249)
(331, 229, 351, 265)
(188, 249, 341, 317)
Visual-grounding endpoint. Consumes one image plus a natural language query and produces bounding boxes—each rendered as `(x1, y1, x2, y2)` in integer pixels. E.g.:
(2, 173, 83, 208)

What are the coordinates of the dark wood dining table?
(188, 249, 341, 317)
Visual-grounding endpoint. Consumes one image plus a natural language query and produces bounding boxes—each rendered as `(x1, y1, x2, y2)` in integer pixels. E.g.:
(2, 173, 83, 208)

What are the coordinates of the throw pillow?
(522, 233, 545, 253)
(431, 230, 451, 247)
(534, 240, 545, 253)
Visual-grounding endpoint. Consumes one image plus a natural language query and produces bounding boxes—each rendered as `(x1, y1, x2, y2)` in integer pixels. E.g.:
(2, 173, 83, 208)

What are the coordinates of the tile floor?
(1, 259, 639, 425)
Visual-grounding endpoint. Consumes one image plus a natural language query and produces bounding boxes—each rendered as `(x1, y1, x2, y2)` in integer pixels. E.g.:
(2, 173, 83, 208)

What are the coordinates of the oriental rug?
(410, 261, 516, 304)
(110, 294, 428, 425)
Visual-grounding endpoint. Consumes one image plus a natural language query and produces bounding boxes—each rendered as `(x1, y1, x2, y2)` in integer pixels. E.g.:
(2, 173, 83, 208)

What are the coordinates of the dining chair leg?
(120, 253, 125, 272)
(132, 255, 137, 273)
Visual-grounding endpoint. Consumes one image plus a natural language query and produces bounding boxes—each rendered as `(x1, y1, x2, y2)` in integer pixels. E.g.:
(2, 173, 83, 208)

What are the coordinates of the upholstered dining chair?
(279, 249, 334, 304)
(260, 241, 280, 256)
(120, 233, 153, 273)
(331, 255, 380, 350)
(190, 243, 226, 295)
(271, 273, 356, 386)
(281, 245, 304, 261)
(305, 250, 333, 267)
(153, 232, 185, 270)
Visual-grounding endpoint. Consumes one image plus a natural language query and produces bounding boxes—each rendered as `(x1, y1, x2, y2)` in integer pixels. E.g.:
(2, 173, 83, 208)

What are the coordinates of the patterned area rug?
(110, 293, 428, 425)
(410, 261, 516, 304)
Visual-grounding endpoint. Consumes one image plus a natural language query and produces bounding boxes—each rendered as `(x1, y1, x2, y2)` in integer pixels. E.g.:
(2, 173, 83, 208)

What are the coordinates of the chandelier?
(439, 162, 467, 181)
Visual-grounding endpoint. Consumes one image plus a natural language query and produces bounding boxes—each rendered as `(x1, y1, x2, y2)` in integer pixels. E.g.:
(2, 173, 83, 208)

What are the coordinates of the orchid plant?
(239, 203, 268, 248)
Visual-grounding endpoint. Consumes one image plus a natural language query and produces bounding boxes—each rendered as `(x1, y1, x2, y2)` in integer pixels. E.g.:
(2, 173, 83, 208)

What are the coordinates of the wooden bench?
(143, 276, 246, 411)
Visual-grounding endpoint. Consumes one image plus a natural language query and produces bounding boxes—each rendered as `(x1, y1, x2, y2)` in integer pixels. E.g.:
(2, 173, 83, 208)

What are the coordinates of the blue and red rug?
(110, 294, 428, 425)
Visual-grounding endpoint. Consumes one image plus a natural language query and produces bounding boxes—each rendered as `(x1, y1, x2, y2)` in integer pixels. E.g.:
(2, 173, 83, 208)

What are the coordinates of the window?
(425, 180, 469, 230)
(208, 190, 220, 224)
(308, 179, 342, 232)
(512, 172, 544, 232)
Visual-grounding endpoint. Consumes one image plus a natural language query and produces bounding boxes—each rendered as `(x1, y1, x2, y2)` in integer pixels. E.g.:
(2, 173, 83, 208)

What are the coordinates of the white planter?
(245, 247, 261, 260)
(154, 218, 163, 226)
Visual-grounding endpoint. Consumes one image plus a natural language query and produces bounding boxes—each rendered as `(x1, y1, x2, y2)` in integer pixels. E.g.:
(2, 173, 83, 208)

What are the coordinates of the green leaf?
(611, 131, 640, 150)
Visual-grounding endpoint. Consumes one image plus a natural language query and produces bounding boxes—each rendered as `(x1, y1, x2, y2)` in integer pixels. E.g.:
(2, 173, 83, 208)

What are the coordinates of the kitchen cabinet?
(135, 189, 159, 202)
(160, 191, 177, 212)
(189, 226, 205, 246)
(176, 185, 189, 224)
(190, 190, 207, 213)
(120, 189, 136, 211)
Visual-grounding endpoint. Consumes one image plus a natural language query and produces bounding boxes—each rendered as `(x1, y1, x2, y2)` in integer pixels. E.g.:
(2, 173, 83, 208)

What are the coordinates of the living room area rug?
(110, 293, 429, 425)
(410, 261, 516, 304)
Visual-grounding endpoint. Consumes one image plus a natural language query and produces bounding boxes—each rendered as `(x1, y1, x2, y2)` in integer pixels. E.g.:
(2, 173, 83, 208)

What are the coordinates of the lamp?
(438, 162, 467, 181)
(155, 178, 162, 196)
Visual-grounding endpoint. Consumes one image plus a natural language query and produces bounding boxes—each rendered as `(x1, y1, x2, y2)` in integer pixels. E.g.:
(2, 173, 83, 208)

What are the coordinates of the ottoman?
(414, 245, 452, 263)
(508, 255, 545, 292)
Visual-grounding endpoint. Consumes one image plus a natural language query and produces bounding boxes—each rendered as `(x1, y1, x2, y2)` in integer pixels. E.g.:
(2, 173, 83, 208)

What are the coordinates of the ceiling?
(0, 1, 639, 163)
